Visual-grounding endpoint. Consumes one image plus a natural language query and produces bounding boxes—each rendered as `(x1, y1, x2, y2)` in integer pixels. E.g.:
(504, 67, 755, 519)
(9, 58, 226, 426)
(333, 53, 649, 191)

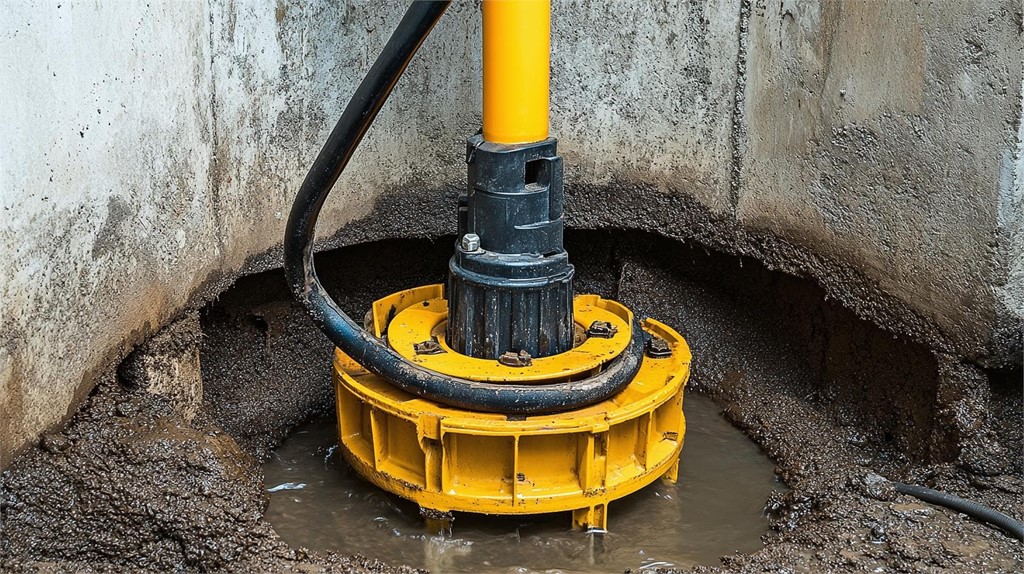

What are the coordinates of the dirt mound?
(0, 378, 420, 574)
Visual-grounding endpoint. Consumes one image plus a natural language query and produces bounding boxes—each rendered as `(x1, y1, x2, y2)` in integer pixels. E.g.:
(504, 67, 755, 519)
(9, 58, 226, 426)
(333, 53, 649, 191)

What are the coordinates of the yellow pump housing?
(333, 285, 691, 530)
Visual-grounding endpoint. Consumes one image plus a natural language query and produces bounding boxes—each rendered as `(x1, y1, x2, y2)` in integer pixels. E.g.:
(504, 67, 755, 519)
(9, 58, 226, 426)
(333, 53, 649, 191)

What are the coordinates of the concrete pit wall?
(1, 0, 1021, 468)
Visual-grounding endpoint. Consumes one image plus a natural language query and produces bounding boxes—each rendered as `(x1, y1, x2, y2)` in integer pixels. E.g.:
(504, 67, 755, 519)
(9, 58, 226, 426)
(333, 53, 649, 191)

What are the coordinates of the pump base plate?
(333, 285, 691, 530)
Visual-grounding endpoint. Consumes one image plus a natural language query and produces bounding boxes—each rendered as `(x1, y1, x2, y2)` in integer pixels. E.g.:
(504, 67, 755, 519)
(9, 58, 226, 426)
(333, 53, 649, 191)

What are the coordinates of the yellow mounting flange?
(333, 285, 691, 530)
(384, 287, 632, 383)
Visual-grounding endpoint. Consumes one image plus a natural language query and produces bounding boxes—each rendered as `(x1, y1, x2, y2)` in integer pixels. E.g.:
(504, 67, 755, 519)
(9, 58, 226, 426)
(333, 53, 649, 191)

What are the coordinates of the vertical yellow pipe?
(482, 0, 550, 144)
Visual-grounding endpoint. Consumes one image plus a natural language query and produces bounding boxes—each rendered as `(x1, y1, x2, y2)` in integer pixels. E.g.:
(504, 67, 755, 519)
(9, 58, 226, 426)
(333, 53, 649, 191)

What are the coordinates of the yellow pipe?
(482, 0, 550, 144)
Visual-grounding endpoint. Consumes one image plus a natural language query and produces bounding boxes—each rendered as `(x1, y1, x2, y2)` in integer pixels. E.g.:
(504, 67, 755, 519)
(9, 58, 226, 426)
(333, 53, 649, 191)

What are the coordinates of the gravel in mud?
(0, 376, 422, 574)
(1, 231, 1020, 573)
(599, 233, 1023, 574)
(199, 239, 450, 461)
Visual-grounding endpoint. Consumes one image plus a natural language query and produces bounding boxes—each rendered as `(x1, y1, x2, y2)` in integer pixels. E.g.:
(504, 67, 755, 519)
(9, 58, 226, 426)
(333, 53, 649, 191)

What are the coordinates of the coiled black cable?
(283, 0, 644, 414)
(893, 481, 1024, 541)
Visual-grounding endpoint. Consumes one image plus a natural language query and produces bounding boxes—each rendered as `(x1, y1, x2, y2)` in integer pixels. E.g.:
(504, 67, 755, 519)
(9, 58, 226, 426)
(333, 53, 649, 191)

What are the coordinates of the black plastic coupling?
(446, 136, 575, 360)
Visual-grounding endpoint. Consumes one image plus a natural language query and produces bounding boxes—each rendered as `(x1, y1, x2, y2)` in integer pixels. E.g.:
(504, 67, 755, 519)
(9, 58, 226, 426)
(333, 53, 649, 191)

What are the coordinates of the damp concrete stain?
(1, 232, 1021, 573)
(261, 393, 783, 573)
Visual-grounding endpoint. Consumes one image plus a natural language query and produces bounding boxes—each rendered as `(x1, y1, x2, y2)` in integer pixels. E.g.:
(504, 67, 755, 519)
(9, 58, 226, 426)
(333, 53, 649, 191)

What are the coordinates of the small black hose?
(893, 482, 1024, 541)
(283, 1, 644, 414)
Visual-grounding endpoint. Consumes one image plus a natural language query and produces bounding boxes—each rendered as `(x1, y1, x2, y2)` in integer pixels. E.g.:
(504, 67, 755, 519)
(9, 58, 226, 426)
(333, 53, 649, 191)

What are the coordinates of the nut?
(413, 338, 446, 355)
(645, 336, 672, 358)
(498, 350, 533, 367)
(586, 320, 618, 338)
(460, 233, 481, 252)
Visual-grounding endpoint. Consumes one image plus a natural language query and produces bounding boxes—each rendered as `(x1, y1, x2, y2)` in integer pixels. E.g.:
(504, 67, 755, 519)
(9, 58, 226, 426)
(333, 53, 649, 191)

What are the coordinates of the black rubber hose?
(893, 482, 1024, 541)
(282, 1, 644, 414)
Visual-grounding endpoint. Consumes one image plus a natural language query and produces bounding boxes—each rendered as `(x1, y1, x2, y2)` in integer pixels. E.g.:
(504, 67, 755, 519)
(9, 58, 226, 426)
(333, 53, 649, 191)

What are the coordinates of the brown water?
(263, 393, 783, 573)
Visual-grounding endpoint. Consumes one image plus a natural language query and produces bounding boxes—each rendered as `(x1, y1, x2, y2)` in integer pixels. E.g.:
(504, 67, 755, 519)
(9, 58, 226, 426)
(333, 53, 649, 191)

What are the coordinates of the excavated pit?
(1, 230, 1021, 573)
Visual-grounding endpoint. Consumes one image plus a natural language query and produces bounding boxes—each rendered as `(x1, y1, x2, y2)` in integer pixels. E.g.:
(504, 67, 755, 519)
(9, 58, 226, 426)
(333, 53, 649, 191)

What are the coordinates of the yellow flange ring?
(384, 288, 631, 383)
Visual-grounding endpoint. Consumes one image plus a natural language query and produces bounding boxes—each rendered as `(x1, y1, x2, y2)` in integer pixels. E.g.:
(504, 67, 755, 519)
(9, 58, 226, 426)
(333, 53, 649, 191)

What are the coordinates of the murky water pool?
(263, 393, 783, 573)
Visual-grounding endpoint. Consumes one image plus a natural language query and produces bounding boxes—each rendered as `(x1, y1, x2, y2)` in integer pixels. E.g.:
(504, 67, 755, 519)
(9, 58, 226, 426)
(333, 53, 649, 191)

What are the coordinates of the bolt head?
(460, 233, 481, 252)
(645, 336, 672, 358)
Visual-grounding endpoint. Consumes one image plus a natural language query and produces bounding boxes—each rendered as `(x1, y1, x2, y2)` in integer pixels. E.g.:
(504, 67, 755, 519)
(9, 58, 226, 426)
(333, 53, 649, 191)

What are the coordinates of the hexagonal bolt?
(460, 233, 481, 252)
(413, 338, 446, 355)
(498, 350, 533, 367)
(645, 336, 672, 359)
(586, 320, 618, 339)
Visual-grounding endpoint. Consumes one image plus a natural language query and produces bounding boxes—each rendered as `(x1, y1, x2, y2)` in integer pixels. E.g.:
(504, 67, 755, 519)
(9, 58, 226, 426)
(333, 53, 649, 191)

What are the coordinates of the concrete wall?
(741, 0, 1022, 363)
(1008, 74, 1024, 353)
(1, 1, 216, 469)
(1, 0, 1020, 468)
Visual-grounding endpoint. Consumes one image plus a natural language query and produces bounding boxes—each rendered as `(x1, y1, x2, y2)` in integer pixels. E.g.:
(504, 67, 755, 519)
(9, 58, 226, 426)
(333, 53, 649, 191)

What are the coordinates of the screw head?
(460, 233, 481, 252)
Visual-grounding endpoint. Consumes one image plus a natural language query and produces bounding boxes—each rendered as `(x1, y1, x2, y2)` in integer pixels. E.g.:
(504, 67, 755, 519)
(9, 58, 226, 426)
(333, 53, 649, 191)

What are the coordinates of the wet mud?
(1, 231, 1021, 573)
(0, 377, 421, 574)
(596, 233, 1023, 573)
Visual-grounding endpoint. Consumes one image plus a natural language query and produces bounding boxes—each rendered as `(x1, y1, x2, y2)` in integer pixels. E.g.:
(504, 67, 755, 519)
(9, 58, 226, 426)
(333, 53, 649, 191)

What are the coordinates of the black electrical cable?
(283, 0, 644, 414)
(892, 482, 1024, 541)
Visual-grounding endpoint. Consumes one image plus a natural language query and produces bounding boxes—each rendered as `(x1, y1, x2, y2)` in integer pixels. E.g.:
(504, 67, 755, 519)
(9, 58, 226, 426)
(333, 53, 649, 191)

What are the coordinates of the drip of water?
(263, 393, 784, 573)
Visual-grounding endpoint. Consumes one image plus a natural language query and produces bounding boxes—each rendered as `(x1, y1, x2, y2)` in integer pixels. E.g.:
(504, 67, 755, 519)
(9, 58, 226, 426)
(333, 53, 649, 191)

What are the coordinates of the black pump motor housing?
(446, 135, 575, 360)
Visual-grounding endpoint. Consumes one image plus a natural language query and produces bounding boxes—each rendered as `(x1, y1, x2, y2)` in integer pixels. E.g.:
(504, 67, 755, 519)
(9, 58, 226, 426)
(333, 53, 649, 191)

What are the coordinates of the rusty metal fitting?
(587, 320, 618, 339)
(645, 336, 672, 359)
(498, 350, 533, 367)
(413, 338, 446, 355)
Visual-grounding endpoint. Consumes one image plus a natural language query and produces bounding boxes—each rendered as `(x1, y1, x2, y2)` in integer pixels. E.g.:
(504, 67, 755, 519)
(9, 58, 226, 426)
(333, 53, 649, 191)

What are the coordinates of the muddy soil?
(1, 231, 1021, 573)
(199, 239, 451, 460)
(0, 377, 421, 574)
(598, 234, 1023, 573)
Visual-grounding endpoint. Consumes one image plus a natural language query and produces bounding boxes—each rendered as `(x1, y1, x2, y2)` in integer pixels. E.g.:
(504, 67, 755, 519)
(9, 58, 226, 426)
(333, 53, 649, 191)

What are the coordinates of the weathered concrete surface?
(0, 1, 219, 469)
(740, 0, 1023, 365)
(206, 0, 481, 261)
(1, 0, 1021, 469)
(550, 0, 740, 214)
(0, 0, 483, 468)
(0, 0, 743, 467)
(1007, 75, 1024, 357)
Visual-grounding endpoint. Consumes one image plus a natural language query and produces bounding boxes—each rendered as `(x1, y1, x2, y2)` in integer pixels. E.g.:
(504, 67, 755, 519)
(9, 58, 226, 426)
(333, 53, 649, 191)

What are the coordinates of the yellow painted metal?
(333, 286, 691, 530)
(384, 286, 631, 383)
(369, 284, 445, 338)
(482, 0, 550, 144)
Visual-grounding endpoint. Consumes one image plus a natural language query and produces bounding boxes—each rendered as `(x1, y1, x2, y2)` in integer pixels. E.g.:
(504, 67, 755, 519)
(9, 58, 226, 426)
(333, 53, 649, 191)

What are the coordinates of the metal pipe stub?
(447, 135, 574, 360)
